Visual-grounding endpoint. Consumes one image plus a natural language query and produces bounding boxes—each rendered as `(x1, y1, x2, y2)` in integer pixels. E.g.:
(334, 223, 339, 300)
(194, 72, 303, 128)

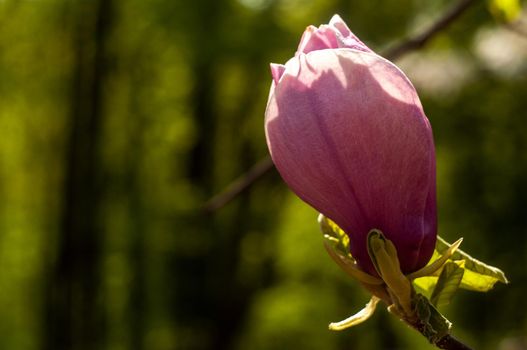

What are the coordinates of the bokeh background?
(0, 0, 526, 349)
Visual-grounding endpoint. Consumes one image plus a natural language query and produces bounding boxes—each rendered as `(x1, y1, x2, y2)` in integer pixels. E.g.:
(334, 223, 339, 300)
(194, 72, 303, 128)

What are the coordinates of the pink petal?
(270, 63, 286, 85)
(298, 25, 338, 53)
(329, 14, 351, 37)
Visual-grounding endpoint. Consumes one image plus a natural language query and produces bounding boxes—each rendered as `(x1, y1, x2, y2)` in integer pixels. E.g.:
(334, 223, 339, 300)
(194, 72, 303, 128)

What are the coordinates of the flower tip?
(270, 63, 286, 85)
(297, 25, 317, 53)
(306, 25, 317, 33)
(329, 14, 351, 36)
(329, 14, 343, 25)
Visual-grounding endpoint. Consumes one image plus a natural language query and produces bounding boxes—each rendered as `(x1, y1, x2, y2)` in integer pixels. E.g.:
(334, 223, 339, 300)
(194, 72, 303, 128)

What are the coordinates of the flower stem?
(435, 334, 474, 350)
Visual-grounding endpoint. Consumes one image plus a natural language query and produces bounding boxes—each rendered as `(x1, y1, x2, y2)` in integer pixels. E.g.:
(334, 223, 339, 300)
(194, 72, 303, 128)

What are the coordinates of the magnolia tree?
(264, 15, 508, 350)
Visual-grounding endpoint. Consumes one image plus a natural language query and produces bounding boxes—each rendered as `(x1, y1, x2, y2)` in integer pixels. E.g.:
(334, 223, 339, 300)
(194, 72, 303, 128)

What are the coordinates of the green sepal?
(328, 296, 380, 331)
(367, 230, 413, 316)
(430, 261, 464, 307)
(414, 294, 452, 345)
(366, 230, 386, 278)
(320, 215, 383, 285)
(319, 214, 351, 258)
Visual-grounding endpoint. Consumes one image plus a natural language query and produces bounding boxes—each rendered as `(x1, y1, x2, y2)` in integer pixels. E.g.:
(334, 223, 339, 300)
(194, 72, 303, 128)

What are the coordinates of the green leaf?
(436, 236, 509, 291)
(430, 261, 464, 307)
(413, 276, 437, 299)
(412, 250, 442, 298)
(457, 266, 507, 292)
(489, 0, 522, 22)
(413, 236, 508, 296)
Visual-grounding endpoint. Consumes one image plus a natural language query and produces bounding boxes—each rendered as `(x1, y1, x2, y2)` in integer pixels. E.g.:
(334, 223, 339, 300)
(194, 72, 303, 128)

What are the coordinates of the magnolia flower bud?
(265, 15, 437, 276)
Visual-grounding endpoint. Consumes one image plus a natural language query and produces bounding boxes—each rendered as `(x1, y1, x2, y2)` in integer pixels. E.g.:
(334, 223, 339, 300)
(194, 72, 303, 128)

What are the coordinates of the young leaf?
(413, 276, 436, 298)
(411, 251, 441, 296)
(436, 236, 509, 291)
(457, 267, 507, 292)
(430, 261, 465, 307)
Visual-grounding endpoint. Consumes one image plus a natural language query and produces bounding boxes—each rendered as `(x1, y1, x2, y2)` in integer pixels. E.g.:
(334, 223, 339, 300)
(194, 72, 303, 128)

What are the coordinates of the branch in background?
(203, 0, 477, 213)
(505, 19, 527, 38)
(203, 156, 274, 212)
(382, 0, 476, 60)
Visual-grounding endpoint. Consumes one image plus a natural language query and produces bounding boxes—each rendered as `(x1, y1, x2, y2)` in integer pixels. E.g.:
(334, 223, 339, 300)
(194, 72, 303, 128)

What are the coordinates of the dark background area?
(0, 0, 525, 349)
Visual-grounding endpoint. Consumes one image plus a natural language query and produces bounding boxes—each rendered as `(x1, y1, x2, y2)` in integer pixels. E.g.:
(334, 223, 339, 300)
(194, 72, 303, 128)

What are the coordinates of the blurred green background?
(0, 0, 526, 349)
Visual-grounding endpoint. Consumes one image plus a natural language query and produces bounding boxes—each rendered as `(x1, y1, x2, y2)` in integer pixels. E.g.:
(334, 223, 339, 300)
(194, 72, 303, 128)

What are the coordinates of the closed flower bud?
(265, 15, 437, 276)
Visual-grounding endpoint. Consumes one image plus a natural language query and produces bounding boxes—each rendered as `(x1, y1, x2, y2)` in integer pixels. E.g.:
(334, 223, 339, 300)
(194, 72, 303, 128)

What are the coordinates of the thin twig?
(203, 0, 477, 212)
(411, 317, 474, 349)
(382, 0, 476, 60)
(203, 156, 275, 212)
